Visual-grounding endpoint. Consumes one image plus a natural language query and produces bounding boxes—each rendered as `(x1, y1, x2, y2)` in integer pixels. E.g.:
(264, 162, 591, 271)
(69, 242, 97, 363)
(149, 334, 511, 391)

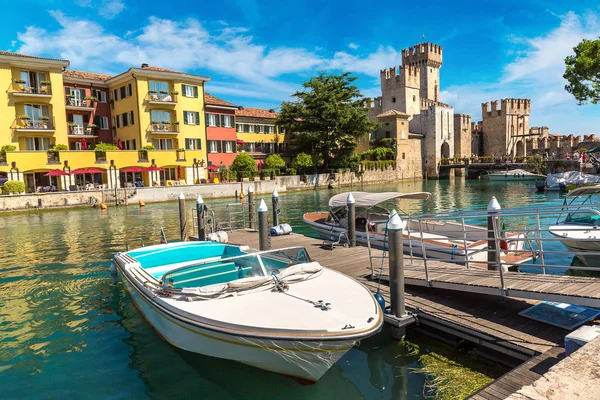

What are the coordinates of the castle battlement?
(420, 97, 451, 110)
(402, 42, 443, 67)
(482, 98, 531, 117)
(454, 114, 472, 124)
(380, 65, 420, 90)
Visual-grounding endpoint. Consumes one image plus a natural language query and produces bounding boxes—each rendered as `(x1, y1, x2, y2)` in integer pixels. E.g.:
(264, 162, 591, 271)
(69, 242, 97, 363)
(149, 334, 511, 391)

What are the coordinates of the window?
(243, 124, 251, 133)
(20, 70, 47, 92)
(370, 132, 377, 140)
(224, 141, 233, 153)
(125, 84, 132, 97)
(70, 141, 83, 150)
(385, 131, 391, 139)
(236, 123, 243, 132)
(152, 138, 173, 150)
(392, 97, 396, 103)
(402, 152, 406, 160)
(278, 126, 286, 134)
(254, 125, 262, 133)
(413, 95, 416, 102)
(98, 116, 109, 129)
(245, 142, 255, 152)
(265, 125, 274, 134)
(151, 110, 171, 123)
(128, 111, 134, 126)
(208, 140, 218, 153)
(185, 138, 202, 150)
(23, 104, 50, 121)
(184, 111, 200, 125)
(119, 86, 126, 100)
(221, 115, 234, 128)
(181, 84, 198, 98)
(25, 137, 51, 150)
(97, 91, 107, 102)
(117, 114, 124, 128)
(149, 80, 169, 94)
(207, 114, 216, 126)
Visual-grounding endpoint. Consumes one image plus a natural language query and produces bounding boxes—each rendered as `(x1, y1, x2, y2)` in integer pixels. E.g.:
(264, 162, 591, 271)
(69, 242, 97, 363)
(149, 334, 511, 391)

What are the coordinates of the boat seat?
(145, 256, 222, 278)
(166, 262, 238, 281)
(173, 266, 253, 288)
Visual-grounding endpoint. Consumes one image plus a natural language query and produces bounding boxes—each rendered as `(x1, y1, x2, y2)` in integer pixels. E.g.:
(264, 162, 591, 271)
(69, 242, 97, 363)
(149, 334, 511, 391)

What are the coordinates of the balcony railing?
(69, 126, 96, 136)
(12, 82, 52, 95)
(149, 123, 179, 133)
(66, 97, 93, 108)
(147, 91, 177, 104)
(12, 117, 55, 131)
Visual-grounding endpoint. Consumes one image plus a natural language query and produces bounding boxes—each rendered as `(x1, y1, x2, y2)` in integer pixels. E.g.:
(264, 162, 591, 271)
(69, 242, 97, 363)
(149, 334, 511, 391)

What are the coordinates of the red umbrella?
(236, 139, 245, 144)
(144, 166, 164, 171)
(117, 138, 123, 150)
(70, 168, 87, 175)
(81, 139, 87, 150)
(44, 169, 69, 177)
(85, 168, 105, 174)
(120, 166, 144, 173)
(206, 165, 220, 171)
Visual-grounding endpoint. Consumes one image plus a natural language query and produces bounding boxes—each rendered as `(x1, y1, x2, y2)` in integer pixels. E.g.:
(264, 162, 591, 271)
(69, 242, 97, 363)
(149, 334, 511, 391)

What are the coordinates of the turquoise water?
(0, 179, 569, 399)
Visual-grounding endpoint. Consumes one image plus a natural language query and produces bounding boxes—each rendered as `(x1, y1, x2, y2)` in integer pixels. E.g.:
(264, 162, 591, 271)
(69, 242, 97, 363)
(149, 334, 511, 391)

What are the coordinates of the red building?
(63, 70, 113, 150)
(204, 93, 238, 167)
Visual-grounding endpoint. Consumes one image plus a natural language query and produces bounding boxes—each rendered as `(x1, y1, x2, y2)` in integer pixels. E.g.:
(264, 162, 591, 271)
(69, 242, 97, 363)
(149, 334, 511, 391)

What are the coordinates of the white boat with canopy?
(303, 191, 532, 266)
(549, 185, 600, 267)
(484, 169, 545, 182)
(112, 241, 383, 382)
(538, 171, 600, 192)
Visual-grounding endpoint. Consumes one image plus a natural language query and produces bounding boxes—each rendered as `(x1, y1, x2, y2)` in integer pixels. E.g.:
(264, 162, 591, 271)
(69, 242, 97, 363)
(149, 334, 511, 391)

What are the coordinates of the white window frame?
(207, 114, 216, 127)
(152, 138, 173, 150)
(209, 141, 218, 153)
(265, 125, 274, 134)
(25, 136, 51, 151)
(224, 141, 233, 153)
(125, 85, 131, 97)
(127, 111, 134, 126)
(185, 138, 201, 150)
(184, 85, 195, 97)
(99, 116, 109, 130)
(98, 91, 107, 103)
(223, 115, 232, 128)
(186, 112, 196, 125)
(118, 114, 124, 128)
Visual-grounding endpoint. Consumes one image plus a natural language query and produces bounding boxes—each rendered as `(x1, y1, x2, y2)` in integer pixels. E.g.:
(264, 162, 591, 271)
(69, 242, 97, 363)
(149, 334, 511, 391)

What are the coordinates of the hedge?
(3, 180, 25, 194)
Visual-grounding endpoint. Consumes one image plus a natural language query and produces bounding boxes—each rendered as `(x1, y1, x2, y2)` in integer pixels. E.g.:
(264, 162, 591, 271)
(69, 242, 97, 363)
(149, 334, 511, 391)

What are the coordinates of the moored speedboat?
(549, 185, 600, 267)
(112, 241, 383, 381)
(484, 169, 545, 182)
(303, 192, 532, 267)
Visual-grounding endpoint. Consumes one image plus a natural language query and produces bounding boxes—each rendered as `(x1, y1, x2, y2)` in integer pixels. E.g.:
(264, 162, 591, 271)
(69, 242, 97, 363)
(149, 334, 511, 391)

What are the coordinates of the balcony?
(65, 97, 94, 110)
(148, 122, 179, 134)
(68, 125, 97, 138)
(47, 151, 60, 165)
(146, 91, 177, 105)
(12, 117, 55, 133)
(10, 82, 52, 98)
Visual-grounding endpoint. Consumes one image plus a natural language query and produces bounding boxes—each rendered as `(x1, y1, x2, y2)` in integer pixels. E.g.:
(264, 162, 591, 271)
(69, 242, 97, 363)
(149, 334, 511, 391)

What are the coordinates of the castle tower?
(379, 65, 421, 115)
(402, 42, 443, 102)
(481, 98, 531, 157)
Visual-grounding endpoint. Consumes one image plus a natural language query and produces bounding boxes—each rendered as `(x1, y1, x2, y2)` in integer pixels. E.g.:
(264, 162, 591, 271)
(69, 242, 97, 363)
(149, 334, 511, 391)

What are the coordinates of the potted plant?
(66, 93, 75, 98)
(17, 115, 31, 120)
(151, 120, 161, 125)
(14, 79, 26, 84)
(149, 90, 157, 93)
(40, 80, 52, 86)
(159, 90, 169, 94)
(85, 96, 98, 104)
(171, 121, 180, 125)
(170, 90, 179, 95)
(39, 116, 50, 121)
(161, 120, 171, 125)
(68, 122, 77, 127)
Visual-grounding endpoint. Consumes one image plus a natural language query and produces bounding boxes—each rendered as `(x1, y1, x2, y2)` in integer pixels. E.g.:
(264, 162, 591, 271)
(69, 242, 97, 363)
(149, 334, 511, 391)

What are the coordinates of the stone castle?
(366, 42, 599, 179)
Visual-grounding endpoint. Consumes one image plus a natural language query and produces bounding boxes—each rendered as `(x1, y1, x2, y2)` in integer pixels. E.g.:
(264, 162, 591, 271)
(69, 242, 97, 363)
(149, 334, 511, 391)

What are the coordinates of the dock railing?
(370, 201, 600, 292)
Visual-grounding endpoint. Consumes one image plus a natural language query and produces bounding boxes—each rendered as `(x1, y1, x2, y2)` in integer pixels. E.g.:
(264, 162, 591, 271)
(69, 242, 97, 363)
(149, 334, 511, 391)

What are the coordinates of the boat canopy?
(587, 146, 600, 154)
(328, 192, 431, 208)
(545, 171, 600, 188)
(565, 184, 600, 197)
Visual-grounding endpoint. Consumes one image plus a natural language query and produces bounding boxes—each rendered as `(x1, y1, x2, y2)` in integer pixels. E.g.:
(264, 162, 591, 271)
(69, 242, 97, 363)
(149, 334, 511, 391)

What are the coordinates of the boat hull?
(118, 269, 359, 381)
(487, 173, 545, 182)
(549, 225, 600, 267)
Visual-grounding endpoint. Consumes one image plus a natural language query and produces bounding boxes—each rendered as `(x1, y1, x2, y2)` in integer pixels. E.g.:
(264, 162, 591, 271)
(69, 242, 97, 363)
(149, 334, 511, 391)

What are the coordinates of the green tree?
(277, 72, 379, 169)
(291, 152, 313, 173)
(264, 154, 285, 170)
(525, 154, 547, 174)
(564, 38, 600, 104)
(0, 145, 16, 160)
(231, 153, 257, 178)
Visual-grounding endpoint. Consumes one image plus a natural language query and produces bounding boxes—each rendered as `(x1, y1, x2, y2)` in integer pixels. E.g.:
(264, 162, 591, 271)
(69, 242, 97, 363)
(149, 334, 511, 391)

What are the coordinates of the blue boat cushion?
(130, 243, 246, 269)
(170, 264, 253, 288)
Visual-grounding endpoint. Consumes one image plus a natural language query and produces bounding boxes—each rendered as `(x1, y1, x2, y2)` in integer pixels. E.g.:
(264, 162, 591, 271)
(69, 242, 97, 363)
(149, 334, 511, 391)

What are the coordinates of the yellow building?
(0, 52, 210, 192)
(234, 107, 289, 167)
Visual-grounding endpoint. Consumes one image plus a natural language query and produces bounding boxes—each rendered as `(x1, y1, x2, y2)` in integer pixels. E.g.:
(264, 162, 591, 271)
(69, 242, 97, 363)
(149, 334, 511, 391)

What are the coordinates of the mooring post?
(487, 196, 501, 271)
(347, 193, 356, 247)
(248, 185, 255, 229)
(272, 189, 279, 227)
(388, 212, 407, 339)
(196, 194, 205, 241)
(178, 192, 186, 241)
(258, 199, 270, 250)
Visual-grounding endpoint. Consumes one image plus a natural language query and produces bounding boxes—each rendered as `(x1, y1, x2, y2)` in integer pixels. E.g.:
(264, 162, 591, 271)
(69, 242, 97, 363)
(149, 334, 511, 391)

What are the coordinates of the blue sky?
(2, 0, 600, 134)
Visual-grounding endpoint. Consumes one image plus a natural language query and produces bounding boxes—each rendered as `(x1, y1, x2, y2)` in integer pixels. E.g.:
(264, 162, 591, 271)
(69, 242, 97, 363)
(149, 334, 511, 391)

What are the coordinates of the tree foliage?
(231, 153, 257, 175)
(363, 147, 395, 160)
(564, 38, 600, 104)
(264, 154, 285, 170)
(0, 145, 16, 159)
(525, 154, 547, 174)
(291, 152, 313, 173)
(277, 72, 379, 169)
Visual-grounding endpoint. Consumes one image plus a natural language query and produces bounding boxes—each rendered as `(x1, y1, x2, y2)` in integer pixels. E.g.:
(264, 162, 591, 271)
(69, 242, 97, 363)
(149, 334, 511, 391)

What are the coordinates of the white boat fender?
(269, 223, 293, 236)
(207, 231, 229, 243)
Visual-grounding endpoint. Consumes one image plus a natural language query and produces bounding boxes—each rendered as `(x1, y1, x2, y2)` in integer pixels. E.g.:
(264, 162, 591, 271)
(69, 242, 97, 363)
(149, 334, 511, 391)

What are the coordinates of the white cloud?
(75, 0, 125, 19)
(348, 42, 359, 50)
(441, 11, 600, 134)
(15, 12, 401, 103)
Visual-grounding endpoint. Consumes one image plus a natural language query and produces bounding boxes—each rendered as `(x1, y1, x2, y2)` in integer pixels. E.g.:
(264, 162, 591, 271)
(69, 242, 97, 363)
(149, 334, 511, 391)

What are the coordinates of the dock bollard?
(196, 194, 205, 241)
(487, 196, 501, 271)
(347, 193, 356, 247)
(258, 200, 270, 250)
(248, 186, 255, 229)
(388, 212, 407, 339)
(178, 192, 186, 241)
(272, 189, 279, 227)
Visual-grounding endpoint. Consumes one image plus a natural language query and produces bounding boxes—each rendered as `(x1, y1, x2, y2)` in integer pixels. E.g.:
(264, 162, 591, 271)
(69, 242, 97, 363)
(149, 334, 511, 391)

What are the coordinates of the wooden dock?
(225, 230, 583, 359)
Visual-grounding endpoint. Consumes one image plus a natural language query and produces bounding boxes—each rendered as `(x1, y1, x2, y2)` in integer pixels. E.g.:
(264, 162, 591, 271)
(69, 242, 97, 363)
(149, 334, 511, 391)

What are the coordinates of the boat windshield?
(564, 212, 600, 226)
(160, 247, 311, 289)
(558, 192, 600, 224)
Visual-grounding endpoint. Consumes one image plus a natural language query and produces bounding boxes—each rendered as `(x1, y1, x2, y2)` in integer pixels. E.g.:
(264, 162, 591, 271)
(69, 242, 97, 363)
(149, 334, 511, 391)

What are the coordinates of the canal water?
(0, 179, 569, 399)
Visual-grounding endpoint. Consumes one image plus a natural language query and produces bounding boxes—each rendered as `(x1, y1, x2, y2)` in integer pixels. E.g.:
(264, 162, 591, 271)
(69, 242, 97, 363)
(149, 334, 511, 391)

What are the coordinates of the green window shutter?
(185, 138, 190, 149)
(183, 111, 188, 124)
(231, 116, 235, 126)
(244, 124, 250, 133)
(216, 114, 221, 127)
(182, 84, 186, 95)
(221, 114, 225, 127)
(67, 113, 73, 123)
(205, 113, 209, 126)
(193, 86, 198, 98)
(197, 139, 202, 150)
(217, 141, 222, 153)
(195, 112, 200, 125)
(80, 89, 86, 99)
(128, 84, 132, 96)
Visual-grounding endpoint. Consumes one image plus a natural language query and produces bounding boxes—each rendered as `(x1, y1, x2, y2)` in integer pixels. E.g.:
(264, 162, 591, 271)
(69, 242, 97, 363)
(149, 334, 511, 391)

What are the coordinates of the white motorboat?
(549, 185, 600, 267)
(303, 192, 532, 267)
(538, 171, 600, 192)
(484, 169, 545, 182)
(112, 241, 383, 382)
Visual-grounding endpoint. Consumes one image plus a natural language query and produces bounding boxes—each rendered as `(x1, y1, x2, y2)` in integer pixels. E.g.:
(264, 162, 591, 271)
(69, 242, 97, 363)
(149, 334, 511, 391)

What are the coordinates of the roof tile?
(235, 107, 278, 119)
(63, 69, 112, 82)
(0, 50, 69, 63)
(204, 93, 236, 107)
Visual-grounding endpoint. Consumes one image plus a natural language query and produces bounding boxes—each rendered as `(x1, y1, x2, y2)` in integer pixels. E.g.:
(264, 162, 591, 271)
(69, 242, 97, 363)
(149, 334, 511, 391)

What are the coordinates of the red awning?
(144, 166, 164, 172)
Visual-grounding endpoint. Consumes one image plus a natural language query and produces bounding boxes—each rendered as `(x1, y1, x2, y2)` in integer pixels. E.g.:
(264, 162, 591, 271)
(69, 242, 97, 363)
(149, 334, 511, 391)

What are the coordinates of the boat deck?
(225, 230, 582, 358)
